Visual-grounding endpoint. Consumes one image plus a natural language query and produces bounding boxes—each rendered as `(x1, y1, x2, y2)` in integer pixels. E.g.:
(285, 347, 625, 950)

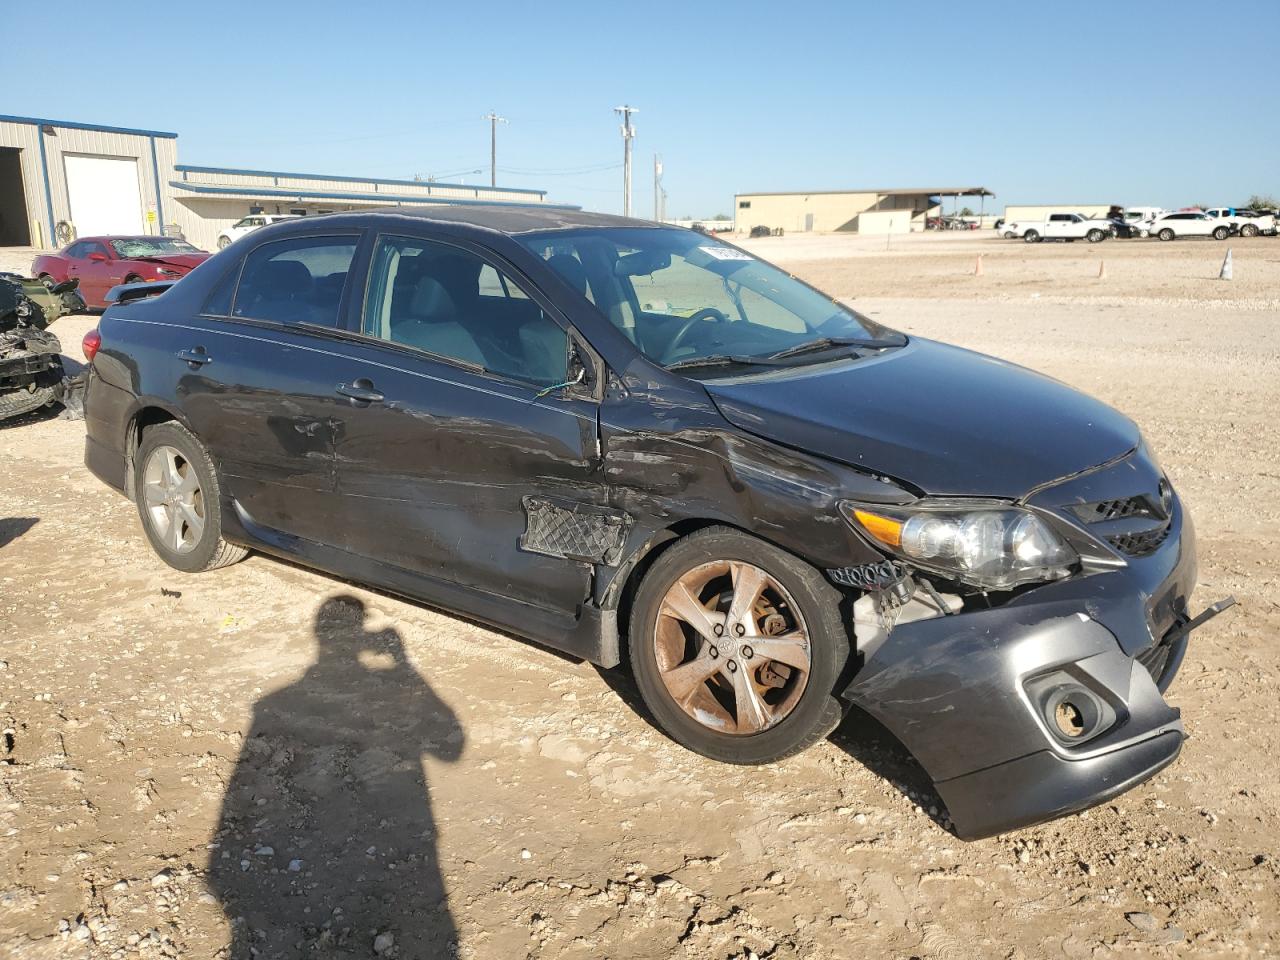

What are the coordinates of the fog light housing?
(1024, 670, 1117, 746)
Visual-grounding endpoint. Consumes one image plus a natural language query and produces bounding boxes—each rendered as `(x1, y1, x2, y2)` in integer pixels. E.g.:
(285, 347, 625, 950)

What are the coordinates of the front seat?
(390, 262, 487, 369)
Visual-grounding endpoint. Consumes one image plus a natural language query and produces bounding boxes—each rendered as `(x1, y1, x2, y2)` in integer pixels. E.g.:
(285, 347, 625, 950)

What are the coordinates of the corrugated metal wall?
(0, 118, 177, 248)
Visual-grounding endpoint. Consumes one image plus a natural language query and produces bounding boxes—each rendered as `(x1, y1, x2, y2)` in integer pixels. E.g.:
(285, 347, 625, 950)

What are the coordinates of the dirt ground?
(2, 232, 1279, 959)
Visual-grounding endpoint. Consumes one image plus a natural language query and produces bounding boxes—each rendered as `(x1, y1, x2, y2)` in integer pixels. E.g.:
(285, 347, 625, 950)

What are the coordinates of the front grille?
(1068, 492, 1171, 558)
(1071, 495, 1157, 523)
(1107, 524, 1172, 557)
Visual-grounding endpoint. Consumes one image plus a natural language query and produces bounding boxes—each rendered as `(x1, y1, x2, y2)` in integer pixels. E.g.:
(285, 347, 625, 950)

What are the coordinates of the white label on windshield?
(699, 245, 754, 261)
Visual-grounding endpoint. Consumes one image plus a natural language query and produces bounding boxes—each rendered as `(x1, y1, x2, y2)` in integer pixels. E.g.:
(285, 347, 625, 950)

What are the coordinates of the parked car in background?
(216, 214, 301, 250)
(32, 237, 210, 309)
(79, 206, 1229, 839)
(1004, 213, 1110, 243)
(1149, 212, 1231, 241)
(1121, 207, 1167, 238)
(1202, 208, 1276, 237)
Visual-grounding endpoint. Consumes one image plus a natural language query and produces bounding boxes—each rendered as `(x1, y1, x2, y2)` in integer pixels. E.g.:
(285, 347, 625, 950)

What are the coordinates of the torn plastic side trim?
(520, 495, 632, 565)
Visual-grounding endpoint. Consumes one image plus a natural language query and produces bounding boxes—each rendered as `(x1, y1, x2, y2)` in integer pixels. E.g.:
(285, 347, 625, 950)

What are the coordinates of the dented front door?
(329, 341, 605, 615)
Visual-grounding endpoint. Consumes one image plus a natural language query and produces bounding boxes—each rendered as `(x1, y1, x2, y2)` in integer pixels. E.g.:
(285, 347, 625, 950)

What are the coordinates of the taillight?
(82, 328, 101, 362)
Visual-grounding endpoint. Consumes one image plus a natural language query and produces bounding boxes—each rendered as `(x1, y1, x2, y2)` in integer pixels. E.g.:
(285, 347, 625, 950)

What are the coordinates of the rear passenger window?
(363, 235, 568, 387)
(232, 236, 356, 327)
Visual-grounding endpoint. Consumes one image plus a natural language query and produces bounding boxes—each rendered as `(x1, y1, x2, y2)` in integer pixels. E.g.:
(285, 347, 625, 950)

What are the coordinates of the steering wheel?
(662, 307, 730, 363)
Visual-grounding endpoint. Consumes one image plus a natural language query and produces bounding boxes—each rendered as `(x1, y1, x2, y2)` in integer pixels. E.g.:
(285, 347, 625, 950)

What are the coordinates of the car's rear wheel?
(134, 422, 248, 573)
(1241, 223, 1259, 238)
(1159, 228, 1175, 241)
(1212, 226, 1230, 240)
(1023, 230, 1040, 243)
(217, 236, 231, 250)
(628, 527, 848, 764)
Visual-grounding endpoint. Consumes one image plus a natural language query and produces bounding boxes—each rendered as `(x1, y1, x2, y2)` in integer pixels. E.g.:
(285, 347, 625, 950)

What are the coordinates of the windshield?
(519, 227, 898, 373)
(111, 238, 200, 258)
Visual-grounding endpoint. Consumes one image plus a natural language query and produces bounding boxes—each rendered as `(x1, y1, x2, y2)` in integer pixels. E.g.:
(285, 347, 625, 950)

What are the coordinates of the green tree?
(1247, 193, 1278, 210)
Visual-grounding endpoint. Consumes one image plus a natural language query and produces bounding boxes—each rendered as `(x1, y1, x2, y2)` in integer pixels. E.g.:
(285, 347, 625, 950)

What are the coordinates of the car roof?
(289, 204, 657, 236)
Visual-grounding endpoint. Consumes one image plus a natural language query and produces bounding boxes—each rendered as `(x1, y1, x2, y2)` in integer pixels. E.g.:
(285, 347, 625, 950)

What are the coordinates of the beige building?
(1002, 204, 1114, 223)
(733, 186, 993, 234)
(0, 114, 555, 252)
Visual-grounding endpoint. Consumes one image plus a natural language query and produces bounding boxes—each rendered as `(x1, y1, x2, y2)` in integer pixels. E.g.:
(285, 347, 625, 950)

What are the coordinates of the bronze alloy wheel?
(653, 559, 811, 735)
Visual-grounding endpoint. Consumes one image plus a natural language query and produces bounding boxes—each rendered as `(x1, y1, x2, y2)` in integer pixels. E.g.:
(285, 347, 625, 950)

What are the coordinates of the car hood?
(704, 338, 1139, 498)
(130, 254, 208, 270)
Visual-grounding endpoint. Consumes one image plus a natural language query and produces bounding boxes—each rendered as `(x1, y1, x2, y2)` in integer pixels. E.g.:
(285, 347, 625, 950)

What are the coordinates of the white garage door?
(64, 154, 144, 237)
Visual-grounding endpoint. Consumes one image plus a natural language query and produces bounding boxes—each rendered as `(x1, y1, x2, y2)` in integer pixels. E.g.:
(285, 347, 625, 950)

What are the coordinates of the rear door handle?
(177, 347, 212, 366)
(336, 378, 384, 404)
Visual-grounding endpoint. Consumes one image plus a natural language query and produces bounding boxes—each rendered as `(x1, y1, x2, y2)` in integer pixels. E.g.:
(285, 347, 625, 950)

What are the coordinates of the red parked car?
(32, 236, 209, 309)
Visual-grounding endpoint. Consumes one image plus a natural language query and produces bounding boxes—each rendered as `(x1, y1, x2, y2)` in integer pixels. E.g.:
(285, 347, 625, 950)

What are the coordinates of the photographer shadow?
(208, 594, 463, 957)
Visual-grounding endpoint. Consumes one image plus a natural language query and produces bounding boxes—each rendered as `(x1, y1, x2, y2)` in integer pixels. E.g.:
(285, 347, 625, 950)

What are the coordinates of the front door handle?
(336, 378, 384, 405)
(177, 347, 212, 366)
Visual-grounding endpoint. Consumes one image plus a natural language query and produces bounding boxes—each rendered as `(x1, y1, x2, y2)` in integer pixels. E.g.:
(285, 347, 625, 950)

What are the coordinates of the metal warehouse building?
(734, 186, 994, 234)
(0, 114, 553, 252)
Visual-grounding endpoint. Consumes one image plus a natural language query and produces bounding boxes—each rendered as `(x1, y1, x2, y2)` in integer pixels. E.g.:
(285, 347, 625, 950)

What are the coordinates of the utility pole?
(483, 112, 507, 187)
(653, 154, 663, 222)
(615, 105, 638, 216)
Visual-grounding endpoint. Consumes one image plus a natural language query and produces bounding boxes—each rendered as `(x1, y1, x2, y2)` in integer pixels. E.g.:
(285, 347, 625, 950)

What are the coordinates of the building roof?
(168, 181, 579, 212)
(736, 186, 995, 198)
(175, 164, 545, 196)
(0, 114, 178, 139)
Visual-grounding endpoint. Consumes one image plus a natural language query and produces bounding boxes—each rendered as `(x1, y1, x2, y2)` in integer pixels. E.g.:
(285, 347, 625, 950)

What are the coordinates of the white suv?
(1149, 212, 1231, 241)
(216, 214, 301, 250)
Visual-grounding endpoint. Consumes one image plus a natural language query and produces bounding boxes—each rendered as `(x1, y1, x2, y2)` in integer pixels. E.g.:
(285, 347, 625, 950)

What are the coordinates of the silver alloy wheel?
(653, 560, 811, 735)
(141, 444, 205, 554)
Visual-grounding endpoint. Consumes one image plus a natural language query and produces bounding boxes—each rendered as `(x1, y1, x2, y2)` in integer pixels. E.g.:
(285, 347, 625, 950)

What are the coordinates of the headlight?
(840, 501, 1077, 590)
(156, 268, 180, 277)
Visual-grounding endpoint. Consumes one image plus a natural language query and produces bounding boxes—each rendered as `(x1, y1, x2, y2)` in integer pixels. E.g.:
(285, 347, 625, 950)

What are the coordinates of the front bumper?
(840, 459, 1213, 839)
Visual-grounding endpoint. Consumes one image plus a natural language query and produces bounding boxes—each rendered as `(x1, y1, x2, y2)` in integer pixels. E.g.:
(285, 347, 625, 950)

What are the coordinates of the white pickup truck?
(1202, 208, 1276, 237)
(1002, 212, 1110, 243)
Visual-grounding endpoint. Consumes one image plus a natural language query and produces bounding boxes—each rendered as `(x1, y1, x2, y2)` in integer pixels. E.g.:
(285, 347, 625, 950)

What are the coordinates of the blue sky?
(8, 0, 1279, 216)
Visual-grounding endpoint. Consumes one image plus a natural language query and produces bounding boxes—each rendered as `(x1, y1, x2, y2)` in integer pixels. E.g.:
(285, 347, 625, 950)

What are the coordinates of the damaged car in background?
(79, 207, 1233, 839)
(0, 273, 85, 421)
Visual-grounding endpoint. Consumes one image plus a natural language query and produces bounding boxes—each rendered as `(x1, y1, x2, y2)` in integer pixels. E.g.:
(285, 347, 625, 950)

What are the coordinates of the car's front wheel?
(628, 527, 848, 764)
(1212, 226, 1230, 240)
(1159, 228, 1175, 241)
(134, 421, 248, 573)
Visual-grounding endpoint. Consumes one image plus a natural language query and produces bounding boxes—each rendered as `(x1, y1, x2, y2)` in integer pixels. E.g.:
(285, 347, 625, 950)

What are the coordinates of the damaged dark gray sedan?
(81, 207, 1231, 839)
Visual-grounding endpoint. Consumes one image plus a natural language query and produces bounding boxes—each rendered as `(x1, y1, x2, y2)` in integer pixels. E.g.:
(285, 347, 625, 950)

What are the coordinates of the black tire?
(1158, 228, 1175, 241)
(1240, 223, 1259, 238)
(124, 274, 142, 285)
(0, 384, 58, 422)
(1023, 230, 1040, 243)
(134, 421, 249, 573)
(1212, 226, 1230, 240)
(628, 526, 849, 765)
(1087, 229, 1106, 243)
(1002, 231, 1015, 239)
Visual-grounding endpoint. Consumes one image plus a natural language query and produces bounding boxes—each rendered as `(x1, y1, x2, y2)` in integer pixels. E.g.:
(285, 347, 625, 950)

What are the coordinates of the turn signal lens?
(852, 509, 903, 547)
(82, 328, 101, 362)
